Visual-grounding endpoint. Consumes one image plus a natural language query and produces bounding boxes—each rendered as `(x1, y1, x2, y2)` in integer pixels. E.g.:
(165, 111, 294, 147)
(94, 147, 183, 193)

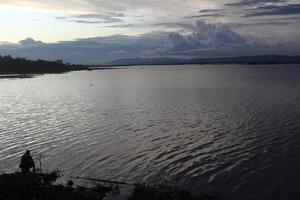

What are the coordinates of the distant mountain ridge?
(109, 55, 300, 66)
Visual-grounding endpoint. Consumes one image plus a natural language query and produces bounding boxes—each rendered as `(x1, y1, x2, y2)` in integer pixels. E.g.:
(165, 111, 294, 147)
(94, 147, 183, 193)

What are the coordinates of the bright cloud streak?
(0, 0, 218, 42)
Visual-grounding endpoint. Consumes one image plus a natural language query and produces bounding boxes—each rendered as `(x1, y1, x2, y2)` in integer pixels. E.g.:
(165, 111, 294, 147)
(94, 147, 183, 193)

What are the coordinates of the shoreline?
(0, 171, 218, 200)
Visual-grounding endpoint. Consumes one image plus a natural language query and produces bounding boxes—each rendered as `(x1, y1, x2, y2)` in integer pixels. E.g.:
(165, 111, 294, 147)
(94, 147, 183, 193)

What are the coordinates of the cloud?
(176, 21, 245, 47)
(0, 0, 93, 13)
(102, 24, 135, 28)
(19, 38, 44, 46)
(227, 21, 291, 28)
(184, 13, 223, 19)
(0, 34, 168, 64)
(0, 0, 216, 16)
(0, 20, 299, 64)
(199, 9, 225, 13)
(0, 0, 220, 31)
(224, 0, 300, 17)
(183, 8, 226, 19)
(56, 12, 125, 24)
(154, 22, 197, 31)
(161, 21, 249, 58)
(1, 0, 299, 46)
(244, 3, 300, 17)
(225, 0, 287, 7)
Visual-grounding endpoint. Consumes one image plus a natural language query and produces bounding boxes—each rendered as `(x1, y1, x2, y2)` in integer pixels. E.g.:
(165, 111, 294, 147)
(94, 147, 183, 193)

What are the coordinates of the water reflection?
(0, 65, 300, 199)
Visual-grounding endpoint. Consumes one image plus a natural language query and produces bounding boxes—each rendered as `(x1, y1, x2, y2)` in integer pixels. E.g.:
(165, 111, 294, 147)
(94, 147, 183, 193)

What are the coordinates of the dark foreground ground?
(0, 171, 218, 200)
(0, 171, 111, 200)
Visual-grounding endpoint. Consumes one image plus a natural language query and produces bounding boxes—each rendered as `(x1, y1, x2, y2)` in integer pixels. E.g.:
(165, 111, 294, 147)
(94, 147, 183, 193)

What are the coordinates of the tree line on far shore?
(0, 55, 88, 74)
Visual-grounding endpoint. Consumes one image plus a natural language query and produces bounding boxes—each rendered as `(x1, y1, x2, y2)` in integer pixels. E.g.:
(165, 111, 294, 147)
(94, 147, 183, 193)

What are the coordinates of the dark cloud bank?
(226, 0, 300, 17)
(0, 21, 299, 64)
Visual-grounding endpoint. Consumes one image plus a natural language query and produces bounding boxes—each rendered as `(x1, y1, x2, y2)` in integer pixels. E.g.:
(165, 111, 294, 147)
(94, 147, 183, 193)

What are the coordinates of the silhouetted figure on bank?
(19, 150, 35, 173)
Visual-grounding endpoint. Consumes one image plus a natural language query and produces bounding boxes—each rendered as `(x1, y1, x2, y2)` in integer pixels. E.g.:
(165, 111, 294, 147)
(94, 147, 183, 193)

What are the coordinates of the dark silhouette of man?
(19, 150, 35, 173)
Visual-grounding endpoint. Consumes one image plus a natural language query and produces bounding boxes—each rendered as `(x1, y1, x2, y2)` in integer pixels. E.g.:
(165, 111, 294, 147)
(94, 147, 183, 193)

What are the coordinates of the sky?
(0, 0, 299, 64)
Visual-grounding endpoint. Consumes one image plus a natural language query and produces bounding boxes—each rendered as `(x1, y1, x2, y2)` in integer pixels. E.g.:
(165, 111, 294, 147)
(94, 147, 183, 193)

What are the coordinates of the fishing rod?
(70, 176, 135, 186)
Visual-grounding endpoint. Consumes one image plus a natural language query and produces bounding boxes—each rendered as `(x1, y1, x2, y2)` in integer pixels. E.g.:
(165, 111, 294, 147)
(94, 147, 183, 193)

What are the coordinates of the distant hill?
(109, 55, 300, 66)
(0, 55, 88, 74)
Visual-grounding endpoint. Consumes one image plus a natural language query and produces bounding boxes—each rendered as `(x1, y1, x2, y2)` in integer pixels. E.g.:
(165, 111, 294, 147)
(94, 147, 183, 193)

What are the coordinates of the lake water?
(0, 64, 300, 199)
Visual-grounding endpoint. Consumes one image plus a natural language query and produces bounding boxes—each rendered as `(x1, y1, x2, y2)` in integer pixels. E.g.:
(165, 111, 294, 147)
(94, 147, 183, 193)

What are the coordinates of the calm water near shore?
(0, 64, 300, 199)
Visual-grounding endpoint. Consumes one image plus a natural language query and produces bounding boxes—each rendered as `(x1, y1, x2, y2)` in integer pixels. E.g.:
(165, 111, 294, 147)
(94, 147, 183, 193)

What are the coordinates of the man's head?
(26, 150, 30, 155)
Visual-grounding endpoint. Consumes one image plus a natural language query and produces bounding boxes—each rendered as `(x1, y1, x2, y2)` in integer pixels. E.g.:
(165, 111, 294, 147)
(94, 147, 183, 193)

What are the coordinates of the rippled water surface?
(1, 65, 300, 199)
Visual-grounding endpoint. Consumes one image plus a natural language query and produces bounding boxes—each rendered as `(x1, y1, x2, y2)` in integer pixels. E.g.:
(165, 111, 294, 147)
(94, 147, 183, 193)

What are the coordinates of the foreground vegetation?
(0, 170, 219, 200)
(0, 171, 112, 200)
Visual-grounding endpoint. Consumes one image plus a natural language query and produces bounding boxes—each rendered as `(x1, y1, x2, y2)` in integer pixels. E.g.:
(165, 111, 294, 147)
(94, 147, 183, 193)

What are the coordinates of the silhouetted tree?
(0, 55, 88, 74)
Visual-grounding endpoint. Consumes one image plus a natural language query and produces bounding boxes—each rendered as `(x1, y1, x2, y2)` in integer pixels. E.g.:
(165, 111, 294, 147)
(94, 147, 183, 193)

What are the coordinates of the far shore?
(1, 54, 299, 78)
(0, 74, 35, 79)
(0, 67, 127, 79)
